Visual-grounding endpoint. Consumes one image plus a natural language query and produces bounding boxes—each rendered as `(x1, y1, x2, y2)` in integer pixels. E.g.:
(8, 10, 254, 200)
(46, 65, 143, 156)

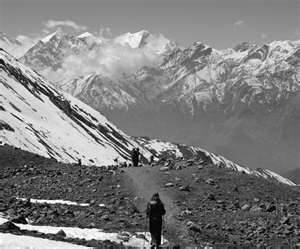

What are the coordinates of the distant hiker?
(146, 193, 166, 249)
(136, 148, 140, 166)
(132, 148, 140, 167)
(131, 148, 136, 167)
(150, 155, 154, 165)
(77, 159, 82, 166)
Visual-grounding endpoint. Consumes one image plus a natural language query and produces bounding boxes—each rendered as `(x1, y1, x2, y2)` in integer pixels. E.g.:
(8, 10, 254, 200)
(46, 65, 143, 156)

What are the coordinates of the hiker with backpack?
(146, 193, 166, 249)
(131, 147, 140, 167)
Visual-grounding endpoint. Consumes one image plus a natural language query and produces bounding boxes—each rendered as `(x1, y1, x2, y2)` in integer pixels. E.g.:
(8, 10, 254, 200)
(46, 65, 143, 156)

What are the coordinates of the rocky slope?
(0, 145, 299, 248)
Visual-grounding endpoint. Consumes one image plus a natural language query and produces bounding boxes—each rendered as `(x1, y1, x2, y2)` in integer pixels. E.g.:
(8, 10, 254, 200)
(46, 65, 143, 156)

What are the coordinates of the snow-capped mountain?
(0, 49, 295, 185)
(20, 31, 91, 73)
(0, 48, 155, 165)
(114, 30, 176, 54)
(19, 29, 175, 79)
(53, 40, 300, 172)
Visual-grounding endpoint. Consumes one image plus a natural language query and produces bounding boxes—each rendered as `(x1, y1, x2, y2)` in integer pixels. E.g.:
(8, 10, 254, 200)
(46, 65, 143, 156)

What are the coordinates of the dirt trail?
(123, 166, 179, 223)
(122, 166, 192, 246)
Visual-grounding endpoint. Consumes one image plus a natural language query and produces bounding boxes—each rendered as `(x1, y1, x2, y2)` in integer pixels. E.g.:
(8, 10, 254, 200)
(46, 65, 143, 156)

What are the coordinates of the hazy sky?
(0, 0, 299, 48)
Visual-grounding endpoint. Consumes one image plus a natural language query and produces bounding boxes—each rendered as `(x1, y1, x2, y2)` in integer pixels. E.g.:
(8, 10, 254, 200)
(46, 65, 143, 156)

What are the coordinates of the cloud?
(234, 20, 245, 27)
(44, 42, 161, 82)
(44, 20, 87, 32)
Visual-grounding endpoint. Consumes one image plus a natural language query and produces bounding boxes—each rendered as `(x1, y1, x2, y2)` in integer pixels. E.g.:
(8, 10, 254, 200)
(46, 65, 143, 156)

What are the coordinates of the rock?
(280, 216, 290, 225)
(135, 233, 148, 241)
(88, 222, 96, 228)
(181, 209, 192, 216)
(250, 205, 262, 212)
(10, 215, 28, 224)
(186, 221, 201, 233)
(205, 178, 215, 185)
(197, 165, 204, 170)
(206, 193, 216, 201)
(241, 204, 251, 211)
(175, 165, 183, 170)
(100, 214, 110, 221)
(56, 229, 66, 237)
(117, 232, 130, 242)
(0, 221, 21, 232)
(179, 185, 191, 192)
(165, 182, 174, 187)
(89, 199, 96, 205)
(265, 203, 276, 212)
(160, 166, 169, 172)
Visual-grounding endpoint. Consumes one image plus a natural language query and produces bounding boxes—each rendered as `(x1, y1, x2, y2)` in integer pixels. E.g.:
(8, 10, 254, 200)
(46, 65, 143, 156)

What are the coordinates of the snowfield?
(0, 216, 166, 248)
(16, 198, 90, 207)
(0, 233, 91, 249)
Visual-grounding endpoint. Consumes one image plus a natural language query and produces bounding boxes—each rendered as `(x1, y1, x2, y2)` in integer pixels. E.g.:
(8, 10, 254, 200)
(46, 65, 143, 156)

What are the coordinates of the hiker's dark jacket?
(146, 199, 166, 245)
(131, 149, 139, 167)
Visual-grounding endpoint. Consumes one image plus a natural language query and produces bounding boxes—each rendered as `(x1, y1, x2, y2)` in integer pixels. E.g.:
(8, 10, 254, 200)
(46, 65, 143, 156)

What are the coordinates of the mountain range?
(0, 48, 297, 186)
(1, 30, 300, 173)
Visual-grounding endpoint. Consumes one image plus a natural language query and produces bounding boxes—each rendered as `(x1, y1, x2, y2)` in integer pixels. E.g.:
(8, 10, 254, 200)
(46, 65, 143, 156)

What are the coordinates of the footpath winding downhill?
(122, 166, 193, 247)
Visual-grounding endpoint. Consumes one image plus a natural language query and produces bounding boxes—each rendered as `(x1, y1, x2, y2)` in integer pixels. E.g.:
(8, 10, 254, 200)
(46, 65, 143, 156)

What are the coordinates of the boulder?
(186, 221, 201, 233)
(56, 229, 66, 237)
(250, 205, 262, 212)
(117, 232, 131, 242)
(160, 166, 169, 172)
(10, 215, 28, 224)
(205, 178, 215, 185)
(241, 204, 251, 211)
(0, 221, 21, 232)
(265, 203, 276, 212)
(206, 193, 216, 201)
(165, 182, 174, 188)
(179, 185, 191, 192)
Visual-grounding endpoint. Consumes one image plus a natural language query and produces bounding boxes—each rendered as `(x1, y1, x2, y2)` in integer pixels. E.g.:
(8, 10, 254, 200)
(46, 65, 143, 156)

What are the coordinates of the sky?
(0, 0, 299, 48)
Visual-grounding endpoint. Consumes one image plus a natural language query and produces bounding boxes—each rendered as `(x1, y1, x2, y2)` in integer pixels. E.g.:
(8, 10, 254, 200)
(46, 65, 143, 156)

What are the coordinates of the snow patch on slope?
(0, 233, 91, 249)
(0, 217, 164, 248)
(16, 198, 90, 207)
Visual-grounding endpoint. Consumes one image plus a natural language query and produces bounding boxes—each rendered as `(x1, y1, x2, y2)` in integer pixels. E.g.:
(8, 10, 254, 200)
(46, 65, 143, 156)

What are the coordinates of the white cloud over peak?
(46, 42, 161, 82)
(44, 20, 87, 32)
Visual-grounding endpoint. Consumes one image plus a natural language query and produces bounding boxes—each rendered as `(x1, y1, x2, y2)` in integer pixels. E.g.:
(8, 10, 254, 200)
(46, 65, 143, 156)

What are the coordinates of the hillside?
(0, 48, 153, 165)
(0, 145, 299, 248)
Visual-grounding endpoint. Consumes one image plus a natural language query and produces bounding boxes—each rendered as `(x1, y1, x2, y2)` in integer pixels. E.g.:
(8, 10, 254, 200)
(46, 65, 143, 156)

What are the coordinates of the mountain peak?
(41, 31, 59, 43)
(114, 30, 150, 48)
(77, 32, 94, 39)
